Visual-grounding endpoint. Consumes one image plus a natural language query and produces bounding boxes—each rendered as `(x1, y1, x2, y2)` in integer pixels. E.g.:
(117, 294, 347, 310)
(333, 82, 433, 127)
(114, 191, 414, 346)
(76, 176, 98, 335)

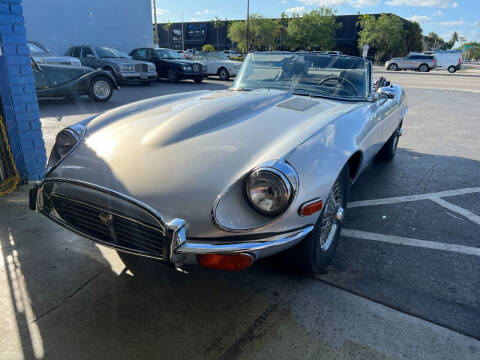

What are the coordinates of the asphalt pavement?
(1, 73, 479, 359)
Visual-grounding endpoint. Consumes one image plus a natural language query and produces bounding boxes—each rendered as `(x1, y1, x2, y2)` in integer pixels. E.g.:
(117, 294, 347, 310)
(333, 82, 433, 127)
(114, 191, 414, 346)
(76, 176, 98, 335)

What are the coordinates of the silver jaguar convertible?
(30, 52, 407, 273)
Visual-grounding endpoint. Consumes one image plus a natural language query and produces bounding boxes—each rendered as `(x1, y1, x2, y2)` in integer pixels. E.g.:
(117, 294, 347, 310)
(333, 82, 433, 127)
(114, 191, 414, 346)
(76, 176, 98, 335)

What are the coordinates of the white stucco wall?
(22, 0, 153, 55)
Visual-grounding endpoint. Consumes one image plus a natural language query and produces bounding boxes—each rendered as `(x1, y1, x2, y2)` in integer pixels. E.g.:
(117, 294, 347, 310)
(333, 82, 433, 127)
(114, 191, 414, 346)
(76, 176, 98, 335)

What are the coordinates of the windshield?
(233, 53, 370, 100)
(155, 49, 184, 59)
(94, 47, 129, 58)
(28, 42, 48, 54)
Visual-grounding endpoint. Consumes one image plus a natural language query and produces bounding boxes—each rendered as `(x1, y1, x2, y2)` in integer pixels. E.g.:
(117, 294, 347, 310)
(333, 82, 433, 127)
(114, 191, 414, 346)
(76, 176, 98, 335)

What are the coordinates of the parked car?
(29, 52, 407, 274)
(28, 40, 81, 66)
(385, 54, 437, 72)
(130, 48, 207, 83)
(32, 58, 118, 102)
(223, 49, 242, 58)
(432, 50, 463, 73)
(65, 46, 157, 84)
(192, 52, 242, 80)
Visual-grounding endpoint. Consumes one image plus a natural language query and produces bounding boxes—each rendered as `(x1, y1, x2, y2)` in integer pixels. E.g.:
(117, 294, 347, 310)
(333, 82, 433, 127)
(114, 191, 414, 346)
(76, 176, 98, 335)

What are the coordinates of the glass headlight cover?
(245, 168, 292, 216)
(47, 127, 83, 171)
(148, 63, 156, 71)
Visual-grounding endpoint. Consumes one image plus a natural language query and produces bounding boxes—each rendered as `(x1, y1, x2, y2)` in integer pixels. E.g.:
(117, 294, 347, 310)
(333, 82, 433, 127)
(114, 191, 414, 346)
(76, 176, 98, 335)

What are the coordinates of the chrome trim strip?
(211, 160, 299, 233)
(46, 124, 86, 176)
(39, 177, 169, 233)
(177, 225, 313, 259)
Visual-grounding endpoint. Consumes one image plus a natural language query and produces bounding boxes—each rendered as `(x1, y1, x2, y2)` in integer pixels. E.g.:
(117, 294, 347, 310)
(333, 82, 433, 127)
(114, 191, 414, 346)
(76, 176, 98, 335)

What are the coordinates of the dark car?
(130, 48, 207, 83)
(65, 45, 157, 84)
(32, 58, 119, 102)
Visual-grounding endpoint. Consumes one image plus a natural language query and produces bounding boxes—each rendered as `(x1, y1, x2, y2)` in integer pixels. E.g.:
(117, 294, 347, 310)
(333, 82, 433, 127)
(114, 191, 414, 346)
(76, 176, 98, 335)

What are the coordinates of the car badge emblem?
(99, 212, 113, 226)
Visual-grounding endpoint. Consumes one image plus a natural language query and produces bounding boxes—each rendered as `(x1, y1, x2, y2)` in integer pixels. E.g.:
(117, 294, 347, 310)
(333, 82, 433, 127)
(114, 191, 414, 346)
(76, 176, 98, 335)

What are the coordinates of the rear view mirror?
(378, 87, 395, 99)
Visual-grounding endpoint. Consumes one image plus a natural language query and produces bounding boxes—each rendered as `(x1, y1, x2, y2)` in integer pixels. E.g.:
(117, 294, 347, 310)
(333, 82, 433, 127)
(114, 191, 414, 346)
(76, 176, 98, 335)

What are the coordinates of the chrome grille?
(134, 64, 148, 72)
(51, 194, 166, 258)
(193, 64, 201, 72)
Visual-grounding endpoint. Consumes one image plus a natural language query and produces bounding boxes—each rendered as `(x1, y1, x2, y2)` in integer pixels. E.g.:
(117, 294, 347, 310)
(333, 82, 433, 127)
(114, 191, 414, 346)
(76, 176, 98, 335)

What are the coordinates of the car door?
(403, 55, 417, 69)
(80, 47, 97, 69)
(32, 62, 50, 91)
(145, 49, 159, 74)
(155, 50, 169, 78)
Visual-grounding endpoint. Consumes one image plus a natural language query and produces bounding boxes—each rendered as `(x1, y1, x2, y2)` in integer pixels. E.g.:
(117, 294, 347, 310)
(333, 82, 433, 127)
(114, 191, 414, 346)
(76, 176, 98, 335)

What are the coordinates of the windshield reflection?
(233, 53, 371, 100)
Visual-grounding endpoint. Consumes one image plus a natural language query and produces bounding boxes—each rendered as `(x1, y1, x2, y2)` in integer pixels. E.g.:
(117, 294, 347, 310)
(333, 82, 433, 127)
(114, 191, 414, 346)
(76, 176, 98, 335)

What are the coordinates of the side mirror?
(377, 87, 395, 100)
(85, 54, 94, 58)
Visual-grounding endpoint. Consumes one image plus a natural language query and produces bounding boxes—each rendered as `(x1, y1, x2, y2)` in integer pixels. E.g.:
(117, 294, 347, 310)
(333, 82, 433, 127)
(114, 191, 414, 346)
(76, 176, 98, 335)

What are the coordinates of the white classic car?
(28, 41, 81, 66)
(193, 52, 242, 80)
(30, 52, 407, 274)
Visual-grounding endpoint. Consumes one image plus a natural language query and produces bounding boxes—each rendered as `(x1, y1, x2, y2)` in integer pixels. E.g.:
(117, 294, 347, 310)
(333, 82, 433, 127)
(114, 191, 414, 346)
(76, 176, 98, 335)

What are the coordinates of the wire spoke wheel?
(319, 179, 345, 251)
(93, 80, 111, 100)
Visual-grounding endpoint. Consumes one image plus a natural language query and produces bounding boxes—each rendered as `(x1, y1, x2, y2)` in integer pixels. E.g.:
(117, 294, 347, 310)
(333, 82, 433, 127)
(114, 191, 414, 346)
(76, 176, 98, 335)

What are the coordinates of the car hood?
(163, 59, 202, 66)
(51, 90, 361, 234)
(40, 63, 93, 76)
(101, 58, 149, 65)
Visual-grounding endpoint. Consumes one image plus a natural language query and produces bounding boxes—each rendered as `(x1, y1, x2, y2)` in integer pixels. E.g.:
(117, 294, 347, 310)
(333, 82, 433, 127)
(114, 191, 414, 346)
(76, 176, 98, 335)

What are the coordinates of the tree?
(277, 12, 289, 50)
(228, 14, 279, 52)
(457, 42, 480, 61)
(405, 21, 423, 53)
(202, 44, 215, 52)
(424, 32, 450, 50)
(287, 8, 340, 51)
(358, 14, 406, 62)
(162, 22, 173, 48)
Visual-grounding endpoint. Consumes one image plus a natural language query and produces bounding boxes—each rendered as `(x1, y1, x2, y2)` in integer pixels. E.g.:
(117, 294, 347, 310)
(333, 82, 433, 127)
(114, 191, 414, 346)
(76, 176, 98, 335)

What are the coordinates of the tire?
(167, 68, 178, 82)
(291, 166, 349, 274)
(218, 67, 230, 81)
(388, 64, 398, 71)
(448, 66, 457, 73)
(193, 78, 204, 83)
(419, 64, 429, 72)
(376, 121, 403, 161)
(88, 76, 113, 102)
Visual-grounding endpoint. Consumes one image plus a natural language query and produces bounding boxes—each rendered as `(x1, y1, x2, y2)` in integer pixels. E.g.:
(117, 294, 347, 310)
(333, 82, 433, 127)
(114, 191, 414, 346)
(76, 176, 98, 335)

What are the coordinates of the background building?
(157, 14, 411, 56)
(22, 0, 153, 55)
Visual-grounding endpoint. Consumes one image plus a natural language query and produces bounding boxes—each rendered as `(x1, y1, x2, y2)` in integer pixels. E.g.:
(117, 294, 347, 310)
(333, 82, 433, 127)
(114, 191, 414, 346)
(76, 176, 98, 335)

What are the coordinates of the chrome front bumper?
(30, 178, 313, 267)
(117, 71, 157, 81)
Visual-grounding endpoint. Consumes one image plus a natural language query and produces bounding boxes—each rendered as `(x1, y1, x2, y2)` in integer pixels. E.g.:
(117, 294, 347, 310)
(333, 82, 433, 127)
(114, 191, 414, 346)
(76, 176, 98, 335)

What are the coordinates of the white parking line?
(341, 229, 480, 257)
(431, 197, 480, 226)
(348, 187, 480, 208)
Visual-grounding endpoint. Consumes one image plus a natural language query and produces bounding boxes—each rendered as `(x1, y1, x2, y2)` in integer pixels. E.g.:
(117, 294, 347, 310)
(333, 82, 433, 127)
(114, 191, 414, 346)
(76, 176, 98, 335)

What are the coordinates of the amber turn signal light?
(299, 199, 323, 216)
(197, 253, 254, 271)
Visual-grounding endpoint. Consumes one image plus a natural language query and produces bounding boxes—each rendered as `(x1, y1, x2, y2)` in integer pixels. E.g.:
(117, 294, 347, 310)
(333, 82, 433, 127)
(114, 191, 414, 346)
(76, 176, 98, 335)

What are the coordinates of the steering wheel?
(317, 76, 358, 97)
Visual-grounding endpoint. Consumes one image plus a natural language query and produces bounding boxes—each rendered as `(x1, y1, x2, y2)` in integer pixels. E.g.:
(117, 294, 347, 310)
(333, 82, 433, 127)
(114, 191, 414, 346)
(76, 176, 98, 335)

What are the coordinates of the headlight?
(47, 126, 84, 171)
(148, 63, 155, 71)
(119, 64, 134, 72)
(245, 168, 293, 216)
(182, 65, 192, 71)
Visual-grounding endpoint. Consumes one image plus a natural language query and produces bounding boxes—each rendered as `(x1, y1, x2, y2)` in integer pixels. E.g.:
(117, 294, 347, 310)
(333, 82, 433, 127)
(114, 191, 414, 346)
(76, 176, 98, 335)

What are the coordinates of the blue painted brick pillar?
(0, 0, 46, 181)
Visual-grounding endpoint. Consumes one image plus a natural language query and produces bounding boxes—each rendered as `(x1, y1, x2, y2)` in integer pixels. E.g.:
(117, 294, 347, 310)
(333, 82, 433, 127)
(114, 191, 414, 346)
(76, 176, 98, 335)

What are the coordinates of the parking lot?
(1, 71, 479, 359)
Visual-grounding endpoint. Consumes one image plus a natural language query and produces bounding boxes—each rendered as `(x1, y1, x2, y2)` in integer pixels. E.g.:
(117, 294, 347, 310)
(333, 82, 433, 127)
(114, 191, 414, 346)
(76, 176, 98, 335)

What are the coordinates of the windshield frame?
(155, 49, 184, 60)
(232, 52, 373, 102)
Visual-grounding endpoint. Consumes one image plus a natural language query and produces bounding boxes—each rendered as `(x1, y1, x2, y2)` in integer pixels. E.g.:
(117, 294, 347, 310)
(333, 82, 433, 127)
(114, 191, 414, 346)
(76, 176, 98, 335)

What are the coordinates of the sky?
(153, 0, 480, 43)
